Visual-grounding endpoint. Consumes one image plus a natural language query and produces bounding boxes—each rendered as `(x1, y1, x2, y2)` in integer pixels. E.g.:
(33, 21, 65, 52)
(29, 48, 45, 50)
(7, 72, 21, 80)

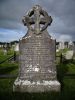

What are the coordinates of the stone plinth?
(13, 78, 60, 92)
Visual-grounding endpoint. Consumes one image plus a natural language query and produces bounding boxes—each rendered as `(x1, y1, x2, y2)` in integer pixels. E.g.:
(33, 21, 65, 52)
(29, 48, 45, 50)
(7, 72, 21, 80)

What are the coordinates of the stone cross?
(22, 5, 52, 34)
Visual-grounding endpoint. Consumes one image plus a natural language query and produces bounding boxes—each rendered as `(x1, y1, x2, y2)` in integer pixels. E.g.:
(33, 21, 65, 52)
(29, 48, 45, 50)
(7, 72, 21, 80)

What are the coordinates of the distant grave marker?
(64, 41, 74, 60)
(3, 49, 7, 55)
(65, 50, 73, 60)
(14, 43, 19, 52)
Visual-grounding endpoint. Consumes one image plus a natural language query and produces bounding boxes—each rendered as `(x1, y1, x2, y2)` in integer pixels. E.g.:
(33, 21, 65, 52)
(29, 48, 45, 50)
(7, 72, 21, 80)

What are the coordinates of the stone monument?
(14, 43, 19, 52)
(13, 5, 60, 92)
(59, 41, 65, 50)
(64, 40, 74, 60)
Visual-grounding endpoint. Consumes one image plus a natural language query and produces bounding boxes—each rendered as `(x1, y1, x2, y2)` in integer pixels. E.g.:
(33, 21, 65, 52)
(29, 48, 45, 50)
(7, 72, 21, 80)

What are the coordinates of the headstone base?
(13, 78, 60, 92)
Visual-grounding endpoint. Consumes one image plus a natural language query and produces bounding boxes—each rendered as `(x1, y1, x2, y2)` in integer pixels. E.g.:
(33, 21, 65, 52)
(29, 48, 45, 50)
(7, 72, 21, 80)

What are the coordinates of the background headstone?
(64, 41, 74, 60)
(14, 43, 19, 52)
(65, 50, 73, 60)
(3, 49, 7, 55)
(68, 40, 74, 50)
(59, 41, 65, 50)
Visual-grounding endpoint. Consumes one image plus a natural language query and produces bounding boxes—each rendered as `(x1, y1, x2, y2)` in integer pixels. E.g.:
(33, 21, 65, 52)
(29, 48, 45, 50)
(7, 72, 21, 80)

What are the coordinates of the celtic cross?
(22, 5, 52, 34)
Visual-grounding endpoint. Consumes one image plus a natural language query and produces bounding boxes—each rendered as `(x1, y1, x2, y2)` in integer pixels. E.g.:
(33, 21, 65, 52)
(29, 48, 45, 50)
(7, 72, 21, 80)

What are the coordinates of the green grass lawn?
(0, 49, 75, 100)
(0, 62, 18, 75)
(0, 48, 14, 63)
(0, 78, 75, 100)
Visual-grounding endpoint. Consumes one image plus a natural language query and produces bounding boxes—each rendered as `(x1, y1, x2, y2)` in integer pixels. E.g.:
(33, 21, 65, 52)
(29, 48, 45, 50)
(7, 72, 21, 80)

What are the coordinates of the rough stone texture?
(13, 78, 60, 92)
(22, 5, 52, 34)
(13, 5, 60, 92)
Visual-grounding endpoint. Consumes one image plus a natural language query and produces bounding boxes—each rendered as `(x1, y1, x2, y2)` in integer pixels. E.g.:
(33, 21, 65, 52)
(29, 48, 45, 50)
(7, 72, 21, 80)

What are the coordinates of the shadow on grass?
(0, 66, 18, 74)
(0, 90, 75, 100)
(0, 60, 75, 100)
(57, 62, 69, 90)
(0, 91, 60, 100)
(0, 78, 61, 100)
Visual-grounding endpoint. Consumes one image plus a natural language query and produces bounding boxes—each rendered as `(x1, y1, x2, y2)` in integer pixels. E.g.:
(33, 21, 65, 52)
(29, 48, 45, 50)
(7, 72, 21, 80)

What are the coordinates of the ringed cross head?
(22, 5, 52, 35)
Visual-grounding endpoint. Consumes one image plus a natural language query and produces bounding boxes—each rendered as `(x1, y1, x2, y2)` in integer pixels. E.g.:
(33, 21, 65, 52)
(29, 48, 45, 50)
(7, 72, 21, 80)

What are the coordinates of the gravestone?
(59, 41, 65, 50)
(3, 49, 7, 55)
(65, 50, 73, 60)
(14, 43, 19, 52)
(64, 40, 74, 60)
(68, 40, 74, 50)
(3, 43, 7, 55)
(13, 5, 60, 92)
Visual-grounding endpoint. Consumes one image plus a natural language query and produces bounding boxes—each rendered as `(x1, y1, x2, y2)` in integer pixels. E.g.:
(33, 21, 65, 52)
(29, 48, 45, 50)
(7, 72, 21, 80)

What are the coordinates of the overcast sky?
(0, 0, 75, 42)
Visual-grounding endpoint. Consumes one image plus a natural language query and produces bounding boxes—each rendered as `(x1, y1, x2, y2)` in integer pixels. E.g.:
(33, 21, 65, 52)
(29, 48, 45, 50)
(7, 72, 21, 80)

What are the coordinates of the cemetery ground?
(0, 49, 75, 100)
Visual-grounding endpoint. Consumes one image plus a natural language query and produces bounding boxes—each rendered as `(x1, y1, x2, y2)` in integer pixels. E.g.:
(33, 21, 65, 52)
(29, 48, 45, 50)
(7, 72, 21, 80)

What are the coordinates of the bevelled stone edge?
(13, 78, 61, 92)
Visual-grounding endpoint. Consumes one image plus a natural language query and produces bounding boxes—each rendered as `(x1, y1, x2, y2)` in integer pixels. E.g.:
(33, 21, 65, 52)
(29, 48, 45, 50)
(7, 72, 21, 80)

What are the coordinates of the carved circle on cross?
(22, 5, 52, 35)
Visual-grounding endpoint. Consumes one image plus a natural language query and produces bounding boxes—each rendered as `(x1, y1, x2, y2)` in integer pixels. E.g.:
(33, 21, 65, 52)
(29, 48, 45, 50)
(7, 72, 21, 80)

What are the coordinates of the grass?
(0, 49, 75, 100)
(67, 63, 75, 74)
(56, 48, 69, 56)
(0, 79, 75, 100)
(0, 48, 14, 63)
(0, 63, 75, 100)
(0, 63, 18, 75)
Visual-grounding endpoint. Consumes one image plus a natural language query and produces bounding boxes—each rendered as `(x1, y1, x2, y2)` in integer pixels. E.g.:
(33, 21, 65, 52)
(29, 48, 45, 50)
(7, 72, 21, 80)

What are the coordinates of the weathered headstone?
(64, 41, 74, 60)
(68, 40, 74, 50)
(13, 5, 60, 92)
(59, 41, 65, 50)
(3, 43, 7, 55)
(65, 50, 73, 60)
(3, 49, 7, 55)
(14, 43, 19, 52)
